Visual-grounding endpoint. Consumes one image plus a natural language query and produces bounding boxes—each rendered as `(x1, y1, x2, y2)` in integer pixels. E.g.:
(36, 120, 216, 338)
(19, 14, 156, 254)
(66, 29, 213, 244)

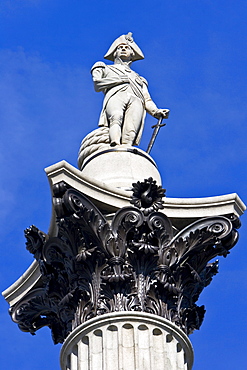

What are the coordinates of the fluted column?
(60, 312, 194, 370)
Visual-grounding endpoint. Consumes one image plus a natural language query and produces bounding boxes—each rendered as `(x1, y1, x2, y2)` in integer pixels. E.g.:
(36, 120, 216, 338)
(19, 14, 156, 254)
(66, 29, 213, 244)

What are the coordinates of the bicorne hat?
(104, 32, 144, 62)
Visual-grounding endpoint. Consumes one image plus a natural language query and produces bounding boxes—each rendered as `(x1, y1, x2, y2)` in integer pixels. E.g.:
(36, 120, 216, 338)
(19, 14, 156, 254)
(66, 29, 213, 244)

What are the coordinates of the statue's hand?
(154, 109, 170, 119)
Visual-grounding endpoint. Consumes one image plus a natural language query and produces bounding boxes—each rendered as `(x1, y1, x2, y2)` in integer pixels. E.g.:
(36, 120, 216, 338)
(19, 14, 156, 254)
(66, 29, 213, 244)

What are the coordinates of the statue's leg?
(121, 97, 143, 145)
(109, 122, 122, 146)
(105, 94, 126, 146)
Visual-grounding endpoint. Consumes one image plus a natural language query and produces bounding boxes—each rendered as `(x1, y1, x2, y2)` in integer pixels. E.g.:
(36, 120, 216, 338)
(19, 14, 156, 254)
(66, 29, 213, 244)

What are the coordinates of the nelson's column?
(3, 33, 246, 370)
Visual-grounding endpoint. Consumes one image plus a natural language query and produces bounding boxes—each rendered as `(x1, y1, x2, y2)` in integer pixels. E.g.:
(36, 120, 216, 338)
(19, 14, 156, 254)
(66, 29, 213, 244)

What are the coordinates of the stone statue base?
(79, 146, 162, 190)
(60, 312, 194, 370)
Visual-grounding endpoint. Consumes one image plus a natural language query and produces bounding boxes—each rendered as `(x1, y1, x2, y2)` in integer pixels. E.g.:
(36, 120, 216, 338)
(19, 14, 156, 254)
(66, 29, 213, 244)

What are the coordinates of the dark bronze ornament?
(9, 178, 240, 344)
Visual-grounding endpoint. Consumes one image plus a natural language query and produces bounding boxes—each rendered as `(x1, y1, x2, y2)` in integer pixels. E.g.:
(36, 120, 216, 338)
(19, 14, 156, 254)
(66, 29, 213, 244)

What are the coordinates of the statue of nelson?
(91, 32, 169, 147)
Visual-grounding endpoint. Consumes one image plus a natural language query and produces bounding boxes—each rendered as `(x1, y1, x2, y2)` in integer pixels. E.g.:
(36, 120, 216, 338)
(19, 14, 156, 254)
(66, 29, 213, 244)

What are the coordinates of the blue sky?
(0, 1, 247, 369)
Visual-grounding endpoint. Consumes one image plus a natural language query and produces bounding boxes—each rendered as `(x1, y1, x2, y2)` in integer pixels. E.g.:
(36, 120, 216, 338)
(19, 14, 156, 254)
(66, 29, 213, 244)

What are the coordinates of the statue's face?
(114, 43, 134, 61)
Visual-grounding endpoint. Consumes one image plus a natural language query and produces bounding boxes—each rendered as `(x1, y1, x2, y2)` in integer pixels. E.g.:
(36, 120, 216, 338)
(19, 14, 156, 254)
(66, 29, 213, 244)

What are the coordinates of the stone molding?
(60, 312, 194, 370)
(45, 161, 245, 221)
(2, 260, 40, 307)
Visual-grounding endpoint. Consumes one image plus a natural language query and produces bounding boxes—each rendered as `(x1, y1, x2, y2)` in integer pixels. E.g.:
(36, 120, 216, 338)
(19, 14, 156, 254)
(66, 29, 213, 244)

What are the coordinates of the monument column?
(2, 33, 246, 370)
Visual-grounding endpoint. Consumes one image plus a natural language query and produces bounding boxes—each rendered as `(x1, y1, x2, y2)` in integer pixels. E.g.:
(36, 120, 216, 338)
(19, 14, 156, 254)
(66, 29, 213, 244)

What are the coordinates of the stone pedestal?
(80, 147, 162, 189)
(60, 312, 194, 370)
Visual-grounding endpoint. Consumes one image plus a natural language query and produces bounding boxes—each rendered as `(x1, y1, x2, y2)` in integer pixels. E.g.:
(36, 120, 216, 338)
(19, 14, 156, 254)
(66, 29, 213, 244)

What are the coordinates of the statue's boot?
(109, 122, 121, 146)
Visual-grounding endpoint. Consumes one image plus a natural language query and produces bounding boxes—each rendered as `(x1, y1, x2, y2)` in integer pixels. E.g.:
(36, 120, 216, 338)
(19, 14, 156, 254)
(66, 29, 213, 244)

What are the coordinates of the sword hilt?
(151, 122, 166, 129)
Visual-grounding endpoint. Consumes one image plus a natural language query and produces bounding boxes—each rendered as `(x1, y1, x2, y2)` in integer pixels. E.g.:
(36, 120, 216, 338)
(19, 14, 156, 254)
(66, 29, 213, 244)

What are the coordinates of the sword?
(146, 116, 166, 154)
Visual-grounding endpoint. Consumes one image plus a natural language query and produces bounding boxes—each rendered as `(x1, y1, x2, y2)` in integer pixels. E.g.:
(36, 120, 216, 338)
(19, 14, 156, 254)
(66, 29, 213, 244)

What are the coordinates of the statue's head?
(113, 43, 134, 62)
(104, 32, 144, 62)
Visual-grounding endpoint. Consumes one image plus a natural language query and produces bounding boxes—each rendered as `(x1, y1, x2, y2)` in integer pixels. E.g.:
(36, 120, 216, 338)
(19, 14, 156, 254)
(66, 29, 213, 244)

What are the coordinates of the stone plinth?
(60, 312, 193, 370)
(79, 146, 162, 189)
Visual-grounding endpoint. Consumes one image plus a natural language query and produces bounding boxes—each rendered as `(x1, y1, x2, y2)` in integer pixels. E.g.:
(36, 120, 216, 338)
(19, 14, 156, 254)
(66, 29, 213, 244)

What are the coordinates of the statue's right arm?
(91, 62, 128, 92)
